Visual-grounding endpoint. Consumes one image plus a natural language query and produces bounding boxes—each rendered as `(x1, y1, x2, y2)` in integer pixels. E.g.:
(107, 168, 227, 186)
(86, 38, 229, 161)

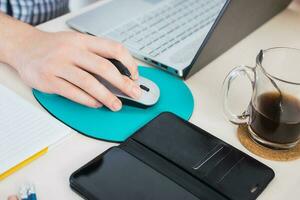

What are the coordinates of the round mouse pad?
(32, 66, 194, 142)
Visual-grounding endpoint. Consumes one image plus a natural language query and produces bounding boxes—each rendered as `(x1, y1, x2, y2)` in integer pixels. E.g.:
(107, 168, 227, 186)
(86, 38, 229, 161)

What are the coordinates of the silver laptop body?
(67, 0, 226, 77)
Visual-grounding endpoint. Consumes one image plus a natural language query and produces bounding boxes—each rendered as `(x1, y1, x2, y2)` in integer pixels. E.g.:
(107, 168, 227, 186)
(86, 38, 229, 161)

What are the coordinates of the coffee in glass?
(223, 47, 300, 149)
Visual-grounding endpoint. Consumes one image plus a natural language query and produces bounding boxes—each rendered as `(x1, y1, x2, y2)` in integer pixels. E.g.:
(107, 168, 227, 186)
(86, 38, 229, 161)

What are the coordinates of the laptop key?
(105, 0, 225, 59)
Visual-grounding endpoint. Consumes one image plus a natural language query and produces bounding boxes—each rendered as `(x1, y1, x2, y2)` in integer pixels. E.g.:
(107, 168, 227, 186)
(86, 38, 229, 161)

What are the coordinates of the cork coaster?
(237, 125, 300, 161)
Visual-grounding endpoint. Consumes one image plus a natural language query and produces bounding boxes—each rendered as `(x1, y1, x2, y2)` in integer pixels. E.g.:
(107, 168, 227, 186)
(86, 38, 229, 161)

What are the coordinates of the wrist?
(0, 14, 42, 69)
(8, 28, 44, 70)
(4, 27, 42, 69)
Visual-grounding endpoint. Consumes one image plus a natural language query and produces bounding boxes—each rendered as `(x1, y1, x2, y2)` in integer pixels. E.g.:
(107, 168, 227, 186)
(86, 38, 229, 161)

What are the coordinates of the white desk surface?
(1, 1, 300, 199)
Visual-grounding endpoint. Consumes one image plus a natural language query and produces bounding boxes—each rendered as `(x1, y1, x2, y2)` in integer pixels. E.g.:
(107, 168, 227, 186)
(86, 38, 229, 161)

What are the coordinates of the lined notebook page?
(0, 85, 71, 175)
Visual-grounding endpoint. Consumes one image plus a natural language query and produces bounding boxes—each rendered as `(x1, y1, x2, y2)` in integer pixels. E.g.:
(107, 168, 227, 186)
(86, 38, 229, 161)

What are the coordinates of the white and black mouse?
(96, 59, 160, 108)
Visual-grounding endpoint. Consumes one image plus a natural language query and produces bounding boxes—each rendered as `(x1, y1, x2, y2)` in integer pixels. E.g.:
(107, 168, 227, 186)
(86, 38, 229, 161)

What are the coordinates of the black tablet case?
(70, 112, 275, 200)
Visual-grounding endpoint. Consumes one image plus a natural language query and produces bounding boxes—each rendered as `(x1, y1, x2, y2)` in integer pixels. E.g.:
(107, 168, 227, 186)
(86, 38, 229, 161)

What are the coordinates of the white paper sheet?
(0, 85, 71, 175)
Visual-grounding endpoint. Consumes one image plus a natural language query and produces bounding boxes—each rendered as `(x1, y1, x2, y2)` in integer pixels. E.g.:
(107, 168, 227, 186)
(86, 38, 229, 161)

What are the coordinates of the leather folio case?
(70, 112, 275, 200)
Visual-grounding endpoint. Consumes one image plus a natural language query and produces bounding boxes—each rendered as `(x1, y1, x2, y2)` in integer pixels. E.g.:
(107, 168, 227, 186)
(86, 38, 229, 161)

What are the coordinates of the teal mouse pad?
(33, 66, 194, 142)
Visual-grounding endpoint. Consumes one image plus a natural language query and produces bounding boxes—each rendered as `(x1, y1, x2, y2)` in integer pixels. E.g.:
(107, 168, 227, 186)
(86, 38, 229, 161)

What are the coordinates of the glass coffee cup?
(223, 47, 300, 150)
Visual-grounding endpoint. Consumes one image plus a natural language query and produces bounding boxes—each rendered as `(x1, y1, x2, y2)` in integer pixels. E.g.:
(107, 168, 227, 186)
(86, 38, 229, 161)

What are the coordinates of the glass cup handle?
(222, 65, 255, 125)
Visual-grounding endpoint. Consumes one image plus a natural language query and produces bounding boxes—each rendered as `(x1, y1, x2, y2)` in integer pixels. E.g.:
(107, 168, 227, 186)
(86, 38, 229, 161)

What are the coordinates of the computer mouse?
(95, 59, 160, 108)
(96, 76, 160, 108)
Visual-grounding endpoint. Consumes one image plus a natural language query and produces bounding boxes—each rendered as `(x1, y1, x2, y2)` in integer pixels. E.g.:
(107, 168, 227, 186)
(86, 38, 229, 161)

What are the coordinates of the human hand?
(10, 30, 141, 111)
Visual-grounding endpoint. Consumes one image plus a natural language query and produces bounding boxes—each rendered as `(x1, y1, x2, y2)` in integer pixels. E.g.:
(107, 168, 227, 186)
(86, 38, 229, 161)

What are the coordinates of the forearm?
(0, 12, 40, 69)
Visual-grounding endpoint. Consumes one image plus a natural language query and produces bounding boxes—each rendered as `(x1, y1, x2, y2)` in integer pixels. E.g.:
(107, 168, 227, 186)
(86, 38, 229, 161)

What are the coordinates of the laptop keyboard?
(105, 0, 225, 58)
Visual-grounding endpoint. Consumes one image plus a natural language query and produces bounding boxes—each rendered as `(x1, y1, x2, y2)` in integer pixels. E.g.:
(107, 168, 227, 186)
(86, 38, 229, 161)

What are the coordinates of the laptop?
(67, 0, 292, 79)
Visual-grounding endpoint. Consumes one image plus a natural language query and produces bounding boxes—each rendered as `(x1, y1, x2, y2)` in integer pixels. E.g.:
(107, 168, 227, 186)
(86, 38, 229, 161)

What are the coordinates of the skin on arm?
(0, 12, 141, 111)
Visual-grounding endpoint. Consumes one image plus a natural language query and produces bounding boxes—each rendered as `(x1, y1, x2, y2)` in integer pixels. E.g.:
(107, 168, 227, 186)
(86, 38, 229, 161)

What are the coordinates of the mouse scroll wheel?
(140, 85, 150, 92)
